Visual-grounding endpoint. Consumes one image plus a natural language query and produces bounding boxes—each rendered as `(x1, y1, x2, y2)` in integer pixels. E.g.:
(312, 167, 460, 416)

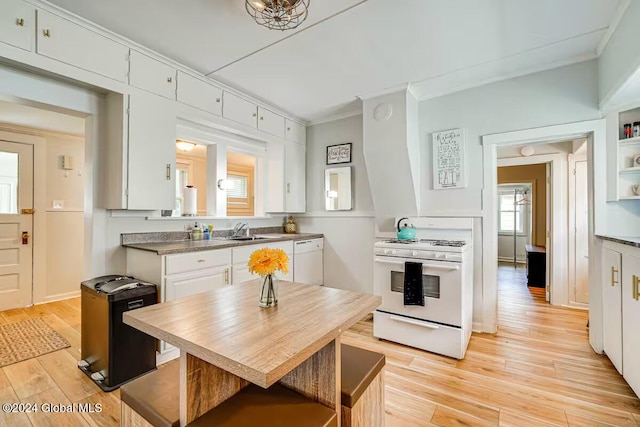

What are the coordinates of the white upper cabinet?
(264, 140, 306, 213)
(0, 0, 34, 51)
(285, 119, 306, 144)
(176, 71, 222, 116)
(127, 92, 177, 210)
(129, 50, 176, 100)
(285, 141, 306, 213)
(258, 107, 285, 138)
(265, 141, 285, 213)
(36, 10, 128, 82)
(223, 91, 257, 128)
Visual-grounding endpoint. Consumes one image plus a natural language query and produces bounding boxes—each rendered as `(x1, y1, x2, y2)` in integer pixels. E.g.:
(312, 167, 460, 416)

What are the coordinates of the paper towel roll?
(183, 186, 197, 216)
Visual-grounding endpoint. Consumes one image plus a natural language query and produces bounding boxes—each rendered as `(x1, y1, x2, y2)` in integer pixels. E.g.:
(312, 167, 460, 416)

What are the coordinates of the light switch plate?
(53, 200, 64, 209)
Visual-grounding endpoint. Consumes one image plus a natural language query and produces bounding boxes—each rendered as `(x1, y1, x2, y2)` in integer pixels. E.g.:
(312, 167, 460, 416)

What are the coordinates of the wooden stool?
(186, 383, 337, 426)
(120, 360, 180, 427)
(341, 344, 386, 427)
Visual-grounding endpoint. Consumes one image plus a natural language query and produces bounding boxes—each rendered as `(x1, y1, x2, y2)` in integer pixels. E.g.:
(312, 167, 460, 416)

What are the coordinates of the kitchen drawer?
(165, 249, 231, 276)
(232, 264, 293, 285)
(129, 50, 177, 100)
(373, 311, 467, 359)
(232, 240, 293, 262)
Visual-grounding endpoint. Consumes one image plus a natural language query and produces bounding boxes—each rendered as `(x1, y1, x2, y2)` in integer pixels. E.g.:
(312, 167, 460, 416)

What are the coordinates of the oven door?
(373, 256, 462, 327)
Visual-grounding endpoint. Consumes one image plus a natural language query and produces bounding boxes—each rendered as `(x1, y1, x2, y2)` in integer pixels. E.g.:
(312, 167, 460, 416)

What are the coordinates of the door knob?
(22, 232, 29, 245)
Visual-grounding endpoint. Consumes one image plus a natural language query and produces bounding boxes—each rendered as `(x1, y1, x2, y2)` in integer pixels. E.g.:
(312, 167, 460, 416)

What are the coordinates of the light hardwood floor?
(1, 267, 639, 426)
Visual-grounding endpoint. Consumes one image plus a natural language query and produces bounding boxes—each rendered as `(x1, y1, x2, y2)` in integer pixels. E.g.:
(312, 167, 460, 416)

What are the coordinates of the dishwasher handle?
(294, 238, 323, 254)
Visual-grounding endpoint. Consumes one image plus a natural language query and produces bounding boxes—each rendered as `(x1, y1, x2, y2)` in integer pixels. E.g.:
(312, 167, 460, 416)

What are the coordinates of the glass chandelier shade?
(246, 0, 310, 31)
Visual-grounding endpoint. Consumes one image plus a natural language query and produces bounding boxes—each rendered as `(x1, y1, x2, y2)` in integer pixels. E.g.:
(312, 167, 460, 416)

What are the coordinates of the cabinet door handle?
(43, 29, 51, 37)
(197, 259, 205, 263)
(16, 18, 25, 26)
(167, 77, 173, 83)
(224, 268, 229, 284)
(260, 116, 264, 120)
(252, 112, 257, 117)
(611, 266, 619, 286)
(166, 164, 171, 180)
(287, 127, 291, 131)
(287, 183, 291, 193)
(216, 98, 221, 103)
(634, 275, 639, 301)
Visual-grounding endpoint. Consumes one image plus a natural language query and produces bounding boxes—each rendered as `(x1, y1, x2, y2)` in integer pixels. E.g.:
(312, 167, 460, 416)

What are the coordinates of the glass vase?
(259, 274, 278, 308)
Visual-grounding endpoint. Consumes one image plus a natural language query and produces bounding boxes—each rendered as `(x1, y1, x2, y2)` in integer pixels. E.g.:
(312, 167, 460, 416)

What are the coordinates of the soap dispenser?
(192, 222, 202, 240)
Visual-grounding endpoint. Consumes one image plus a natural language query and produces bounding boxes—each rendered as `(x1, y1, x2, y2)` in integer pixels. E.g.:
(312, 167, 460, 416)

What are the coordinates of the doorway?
(0, 141, 33, 311)
(481, 119, 605, 346)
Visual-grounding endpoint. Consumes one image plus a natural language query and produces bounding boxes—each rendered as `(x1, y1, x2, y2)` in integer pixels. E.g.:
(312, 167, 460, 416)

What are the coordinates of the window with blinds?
(227, 174, 248, 199)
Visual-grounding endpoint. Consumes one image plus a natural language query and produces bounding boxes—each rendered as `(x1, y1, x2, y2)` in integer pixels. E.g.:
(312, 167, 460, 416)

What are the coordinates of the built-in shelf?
(619, 137, 640, 146)
(620, 167, 640, 174)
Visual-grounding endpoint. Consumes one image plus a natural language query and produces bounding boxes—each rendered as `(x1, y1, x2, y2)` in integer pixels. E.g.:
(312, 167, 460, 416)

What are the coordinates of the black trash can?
(79, 275, 157, 392)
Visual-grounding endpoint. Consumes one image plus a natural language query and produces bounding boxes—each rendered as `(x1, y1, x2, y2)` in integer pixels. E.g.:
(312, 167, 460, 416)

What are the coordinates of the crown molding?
(357, 83, 410, 101)
(306, 109, 363, 126)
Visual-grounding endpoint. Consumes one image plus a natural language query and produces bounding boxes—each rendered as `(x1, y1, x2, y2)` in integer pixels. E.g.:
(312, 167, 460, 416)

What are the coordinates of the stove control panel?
(374, 247, 462, 262)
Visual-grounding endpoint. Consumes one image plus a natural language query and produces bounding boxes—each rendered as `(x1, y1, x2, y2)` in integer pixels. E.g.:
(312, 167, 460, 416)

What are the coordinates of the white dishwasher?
(293, 238, 324, 285)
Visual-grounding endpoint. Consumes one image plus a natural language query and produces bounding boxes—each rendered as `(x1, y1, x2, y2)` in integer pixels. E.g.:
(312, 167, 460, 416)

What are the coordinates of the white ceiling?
(45, 0, 624, 123)
(0, 100, 85, 135)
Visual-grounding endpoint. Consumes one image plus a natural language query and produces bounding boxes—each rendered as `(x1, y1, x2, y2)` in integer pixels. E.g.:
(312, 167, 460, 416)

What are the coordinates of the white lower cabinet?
(231, 241, 293, 284)
(622, 253, 640, 396)
(602, 247, 622, 374)
(165, 266, 230, 301)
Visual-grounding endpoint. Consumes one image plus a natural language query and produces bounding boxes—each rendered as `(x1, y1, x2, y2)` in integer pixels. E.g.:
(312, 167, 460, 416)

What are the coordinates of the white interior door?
(0, 141, 33, 311)
(574, 161, 589, 304)
(545, 163, 550, 302)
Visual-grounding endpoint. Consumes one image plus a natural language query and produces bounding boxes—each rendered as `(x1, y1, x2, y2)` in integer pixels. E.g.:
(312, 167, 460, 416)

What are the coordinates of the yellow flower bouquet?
(248, 248, 289, 307)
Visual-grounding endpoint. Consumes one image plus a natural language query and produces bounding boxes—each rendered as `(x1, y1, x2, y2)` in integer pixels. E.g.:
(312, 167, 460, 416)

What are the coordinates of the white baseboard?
(39, 291, 81, 304)
(498, 256, 526, 264)
(472, 322, 485, 333)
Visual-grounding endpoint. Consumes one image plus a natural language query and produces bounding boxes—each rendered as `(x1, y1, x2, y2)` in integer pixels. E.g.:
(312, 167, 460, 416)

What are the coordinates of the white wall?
(298, 114, 376, 294)
(599, 1, 640, 106)
(44, 135, 85, 300)
(416, 60, 601, 328)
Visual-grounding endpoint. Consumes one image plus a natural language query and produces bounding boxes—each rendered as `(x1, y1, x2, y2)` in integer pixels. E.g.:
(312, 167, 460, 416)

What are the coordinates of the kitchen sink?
(225, 236, 270, 241)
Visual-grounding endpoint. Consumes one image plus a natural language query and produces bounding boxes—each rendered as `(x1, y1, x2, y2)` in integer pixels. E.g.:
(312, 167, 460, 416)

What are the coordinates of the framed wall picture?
(326, 143, 352, 165)
(432, 128, 466, 190)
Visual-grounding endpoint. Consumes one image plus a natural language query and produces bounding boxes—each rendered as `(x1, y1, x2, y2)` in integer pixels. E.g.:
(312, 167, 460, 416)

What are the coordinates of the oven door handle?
(390, 315, 440, 330)
(374, 259, 460, 271)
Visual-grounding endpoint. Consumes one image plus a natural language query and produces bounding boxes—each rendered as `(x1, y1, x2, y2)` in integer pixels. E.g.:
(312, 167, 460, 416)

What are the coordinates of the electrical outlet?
(53, 200, 64, 209)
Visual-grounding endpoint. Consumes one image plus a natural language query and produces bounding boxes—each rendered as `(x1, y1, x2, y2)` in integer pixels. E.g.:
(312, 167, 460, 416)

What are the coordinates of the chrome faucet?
(232, 222, 249, 237)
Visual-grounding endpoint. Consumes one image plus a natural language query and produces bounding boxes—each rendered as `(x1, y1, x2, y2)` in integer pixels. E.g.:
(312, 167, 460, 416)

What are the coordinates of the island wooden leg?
(179, 350, 249, 426)
(279, 337, 341, 426)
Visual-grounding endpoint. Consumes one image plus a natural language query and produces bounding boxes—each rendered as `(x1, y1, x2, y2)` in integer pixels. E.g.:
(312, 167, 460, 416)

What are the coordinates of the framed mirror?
(325, 166, 352, 211)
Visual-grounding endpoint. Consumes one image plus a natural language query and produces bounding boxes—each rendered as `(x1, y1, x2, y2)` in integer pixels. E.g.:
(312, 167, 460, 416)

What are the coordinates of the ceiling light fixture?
(246, 0, 310, 31)
(176, 141, 196, 152)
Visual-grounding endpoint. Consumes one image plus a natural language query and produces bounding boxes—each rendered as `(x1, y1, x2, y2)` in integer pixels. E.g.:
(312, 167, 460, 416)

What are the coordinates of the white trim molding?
(481, 119, 606, 355)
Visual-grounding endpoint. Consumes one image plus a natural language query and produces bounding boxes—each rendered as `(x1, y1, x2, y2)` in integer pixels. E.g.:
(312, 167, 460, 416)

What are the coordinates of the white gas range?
(373, 217, 474, 359)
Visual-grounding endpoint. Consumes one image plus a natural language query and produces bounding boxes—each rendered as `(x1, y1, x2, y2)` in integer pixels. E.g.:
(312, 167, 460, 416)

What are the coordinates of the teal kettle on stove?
(396, 217, 416, 240)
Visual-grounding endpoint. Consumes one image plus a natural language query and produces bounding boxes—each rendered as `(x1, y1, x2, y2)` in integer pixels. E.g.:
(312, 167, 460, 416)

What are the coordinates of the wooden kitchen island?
(123, 280, 381, 426)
